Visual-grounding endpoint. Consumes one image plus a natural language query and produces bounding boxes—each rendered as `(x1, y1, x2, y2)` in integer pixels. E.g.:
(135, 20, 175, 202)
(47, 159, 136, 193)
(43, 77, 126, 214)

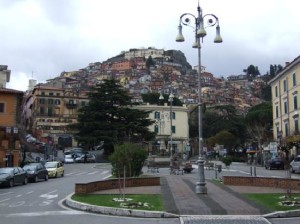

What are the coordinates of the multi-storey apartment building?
(0, 88, 24, 167)
(135, 103, 190, 156)
(0, 65, 11, 88)
(23, 84, 89, 149)
(268, 56, 300, 156)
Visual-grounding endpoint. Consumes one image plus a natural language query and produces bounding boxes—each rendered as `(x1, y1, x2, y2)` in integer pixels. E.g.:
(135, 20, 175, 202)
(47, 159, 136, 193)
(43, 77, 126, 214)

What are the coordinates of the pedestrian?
(84, 153, 87, 163)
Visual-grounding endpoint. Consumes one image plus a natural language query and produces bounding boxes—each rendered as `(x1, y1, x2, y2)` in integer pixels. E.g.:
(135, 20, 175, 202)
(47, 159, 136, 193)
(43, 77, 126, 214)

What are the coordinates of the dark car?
(23, 163, 49, 182)
(0, 167, 28, 187)
(75, 153, 96, 163)
(265, 156, 285, 170)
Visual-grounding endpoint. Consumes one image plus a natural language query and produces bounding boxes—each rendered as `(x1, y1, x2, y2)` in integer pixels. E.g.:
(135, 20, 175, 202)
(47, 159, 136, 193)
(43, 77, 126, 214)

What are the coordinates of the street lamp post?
(176, 0, 222, 194)
(169, 92, 174, 166)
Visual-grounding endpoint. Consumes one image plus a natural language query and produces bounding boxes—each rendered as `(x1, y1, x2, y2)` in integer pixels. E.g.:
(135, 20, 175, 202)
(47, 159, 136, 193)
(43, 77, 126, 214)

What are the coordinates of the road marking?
(0, 192, 13, 196)
(3, 210, 85, 217)
(26, 191, 34, 195)
(101, 170, 109, 175)
(15, 195, 22, 198)
(75, 172, 86, 175)
(0, 198, 10, 203)
(87, 171, 98, 175)
(40, 190, 58, 200)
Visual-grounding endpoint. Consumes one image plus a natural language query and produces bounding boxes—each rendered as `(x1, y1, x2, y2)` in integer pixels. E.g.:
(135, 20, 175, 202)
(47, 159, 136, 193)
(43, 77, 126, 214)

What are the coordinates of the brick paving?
(98, 166, 285, 216)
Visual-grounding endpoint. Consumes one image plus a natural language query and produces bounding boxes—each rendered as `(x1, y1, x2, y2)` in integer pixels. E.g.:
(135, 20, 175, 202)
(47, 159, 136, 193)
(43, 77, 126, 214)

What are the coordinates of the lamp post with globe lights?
(176, 0, 222, 194)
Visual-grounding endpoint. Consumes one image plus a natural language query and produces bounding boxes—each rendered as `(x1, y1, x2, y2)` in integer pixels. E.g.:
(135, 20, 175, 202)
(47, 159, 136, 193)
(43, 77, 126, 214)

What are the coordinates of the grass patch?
(244, 193, 300, 211)
(71, 194, 164, 211)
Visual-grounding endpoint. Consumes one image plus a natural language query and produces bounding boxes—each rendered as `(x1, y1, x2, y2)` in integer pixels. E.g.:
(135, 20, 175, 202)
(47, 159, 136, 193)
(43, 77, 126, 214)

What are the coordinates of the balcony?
(65, 102, 77, 109)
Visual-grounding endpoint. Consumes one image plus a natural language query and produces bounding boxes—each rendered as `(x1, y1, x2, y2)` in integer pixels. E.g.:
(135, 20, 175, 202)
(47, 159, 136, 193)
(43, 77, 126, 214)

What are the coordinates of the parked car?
(44, 161, 64, 178)
(0, 167, 28, 187)
(75, 154, 96, 163)
(23, 163, 49, 182)
(265, 156, 285, 170)
(290, 156, 300, 173)
(64, 154, 75, 164)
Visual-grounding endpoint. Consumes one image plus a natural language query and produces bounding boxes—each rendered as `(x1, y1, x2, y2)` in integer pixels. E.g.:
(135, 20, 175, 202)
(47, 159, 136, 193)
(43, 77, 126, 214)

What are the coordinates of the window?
(293, 73, 297, 87)
(0, 102, 5, 113)
(48, 108, 52, 116)
(154, 125, 159, 133)
(56, 93, 60, 96)
(39, 98, 45, 104)
(284, 101, 288, 114)
(275, 86, 278, 97)
(49, 92, 54, 96)
(41, 92, 45, 96)
(171, 125, 176, 134)
(295, 119, 299, 133)
(40, 107, 45, 115)
(294, 95, 298, 110)
(283, 79, 287, 92)
(55, 99, 60, 105)
(171, 112, 176, 120)
(285, 122, 289, 136)
(275, 105, 279, 118)
(48, 99, 54, 105)
(154, 111, 160, 119)
(81, 101, 86, 107)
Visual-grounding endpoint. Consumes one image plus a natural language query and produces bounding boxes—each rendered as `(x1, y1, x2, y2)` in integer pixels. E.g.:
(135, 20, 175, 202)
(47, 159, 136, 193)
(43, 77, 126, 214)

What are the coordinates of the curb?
(64, 194, 179, 218)
(263, 209, 300, 218)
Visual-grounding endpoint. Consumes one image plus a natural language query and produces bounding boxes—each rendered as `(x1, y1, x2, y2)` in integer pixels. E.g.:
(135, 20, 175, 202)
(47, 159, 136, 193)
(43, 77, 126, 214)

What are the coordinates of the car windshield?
(0, 168, 13, 174)
(23, 165, 36, 171)
(294, 157, 300, 162)
(45, 162, 57, 168)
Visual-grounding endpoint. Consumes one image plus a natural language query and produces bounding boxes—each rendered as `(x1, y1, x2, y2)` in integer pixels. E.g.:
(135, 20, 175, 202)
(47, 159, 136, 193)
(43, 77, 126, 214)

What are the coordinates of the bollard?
(253, 166, 256, 177)
(250, 166, 252, 176)
(217, 165, 222, 173)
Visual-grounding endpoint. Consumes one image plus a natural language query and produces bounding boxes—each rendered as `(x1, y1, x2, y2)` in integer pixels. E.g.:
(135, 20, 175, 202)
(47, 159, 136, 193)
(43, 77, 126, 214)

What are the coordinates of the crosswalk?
(64, 170, 110, 176)
(180, 215, 271, 224)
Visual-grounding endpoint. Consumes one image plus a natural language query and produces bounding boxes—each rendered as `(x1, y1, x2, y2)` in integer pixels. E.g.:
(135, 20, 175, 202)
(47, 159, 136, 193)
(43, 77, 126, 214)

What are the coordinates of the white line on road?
(87, 171, 98, 175)
(25, 191, 34, 195)
(3, 210, 85, 217)
(0, 192, 13, 196)
(0, 198, 10, 203)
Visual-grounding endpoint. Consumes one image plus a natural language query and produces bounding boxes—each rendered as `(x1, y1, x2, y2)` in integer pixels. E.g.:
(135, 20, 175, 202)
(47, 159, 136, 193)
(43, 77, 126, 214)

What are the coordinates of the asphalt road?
(0, 156, 299, 224)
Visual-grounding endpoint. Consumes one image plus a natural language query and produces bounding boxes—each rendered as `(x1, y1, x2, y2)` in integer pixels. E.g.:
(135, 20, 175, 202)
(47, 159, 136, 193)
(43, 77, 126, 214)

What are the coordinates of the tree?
(68, 79, 155, 155)
(146, 56, 155, 70)
(244, 65, 260, 79)
(244, 102, 273, 148)
(109, 142, 148, 178)
(141, 92, 183, 106)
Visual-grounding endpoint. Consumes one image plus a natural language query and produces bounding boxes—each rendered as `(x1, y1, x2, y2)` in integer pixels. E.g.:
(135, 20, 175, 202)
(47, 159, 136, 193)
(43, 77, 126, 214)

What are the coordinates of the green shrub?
(109, 143, 148, 177)
(222, 156, 233, 167)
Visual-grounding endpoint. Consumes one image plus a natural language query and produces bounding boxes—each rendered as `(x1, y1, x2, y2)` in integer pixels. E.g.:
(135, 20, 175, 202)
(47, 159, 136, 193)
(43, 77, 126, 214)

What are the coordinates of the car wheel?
(55, 172, 58, 178)
(290, 167, 295, 173)
(23, 177, 28, 185)
(34, 176, 38, 183)
(9, 179, 14, 188)
(45, 174, 49, 181)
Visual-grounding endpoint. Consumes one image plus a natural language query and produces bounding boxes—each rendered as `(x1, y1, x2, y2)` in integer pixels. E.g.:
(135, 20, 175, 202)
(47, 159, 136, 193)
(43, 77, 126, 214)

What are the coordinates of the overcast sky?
(1, 0, 300, 91)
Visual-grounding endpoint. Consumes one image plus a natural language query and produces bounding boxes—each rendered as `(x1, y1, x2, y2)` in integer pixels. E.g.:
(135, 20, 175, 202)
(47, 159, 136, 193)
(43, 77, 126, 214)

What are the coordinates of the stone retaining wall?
(223, 176, 300, 190)
(75, 177, 160, 194)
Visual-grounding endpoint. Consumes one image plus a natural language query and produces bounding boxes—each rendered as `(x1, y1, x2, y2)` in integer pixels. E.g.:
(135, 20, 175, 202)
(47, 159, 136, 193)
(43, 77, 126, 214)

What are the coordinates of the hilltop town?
(32, 47, 266, 114)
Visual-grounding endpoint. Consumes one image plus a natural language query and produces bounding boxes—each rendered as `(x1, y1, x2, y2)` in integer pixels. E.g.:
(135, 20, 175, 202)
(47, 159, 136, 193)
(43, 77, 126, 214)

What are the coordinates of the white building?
(135, 103, 190, 155)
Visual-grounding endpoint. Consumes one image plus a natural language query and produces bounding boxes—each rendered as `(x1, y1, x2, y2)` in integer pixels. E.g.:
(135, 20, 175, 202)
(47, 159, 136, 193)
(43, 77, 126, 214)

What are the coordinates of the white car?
(64, 154, 75, 164)
(290, 156, 300, 173)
